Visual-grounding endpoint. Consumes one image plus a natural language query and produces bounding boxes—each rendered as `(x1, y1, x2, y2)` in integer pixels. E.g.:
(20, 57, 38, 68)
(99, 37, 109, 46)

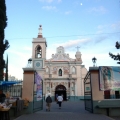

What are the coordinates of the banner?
(35, 72, 42, 101)
(99, 66, 120, 91)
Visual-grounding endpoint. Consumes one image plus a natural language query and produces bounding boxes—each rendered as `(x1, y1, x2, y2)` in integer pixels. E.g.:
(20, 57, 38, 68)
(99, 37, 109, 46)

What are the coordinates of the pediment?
(48, 53, 74, 61)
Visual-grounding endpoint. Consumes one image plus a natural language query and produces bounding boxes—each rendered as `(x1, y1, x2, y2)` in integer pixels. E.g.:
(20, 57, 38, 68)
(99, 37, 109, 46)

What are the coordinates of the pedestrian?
(0, 90, 6, 103)
(57, 94, 63, 109)
(46, 93, 52, 111)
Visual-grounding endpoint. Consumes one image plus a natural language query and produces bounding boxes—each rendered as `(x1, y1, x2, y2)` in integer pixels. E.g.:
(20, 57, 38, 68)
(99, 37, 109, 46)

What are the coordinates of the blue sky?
(4, 0, 120, 79)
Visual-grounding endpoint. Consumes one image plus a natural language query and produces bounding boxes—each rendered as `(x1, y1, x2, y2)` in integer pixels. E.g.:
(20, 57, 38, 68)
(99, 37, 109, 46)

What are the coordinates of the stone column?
(80, 66, 82, 96)
(74, 80, 77, 96)
(70, 81, 72, 96)
(44, 81, 47, 95)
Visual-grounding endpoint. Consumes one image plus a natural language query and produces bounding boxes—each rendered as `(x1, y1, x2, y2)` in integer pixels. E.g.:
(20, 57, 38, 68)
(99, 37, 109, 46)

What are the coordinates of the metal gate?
(84, 72, 93, 113)
(33, 71, 43, 112)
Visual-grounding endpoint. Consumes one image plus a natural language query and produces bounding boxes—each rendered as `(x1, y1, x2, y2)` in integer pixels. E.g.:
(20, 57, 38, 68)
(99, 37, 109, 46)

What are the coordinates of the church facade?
(29, 25, 87, 101)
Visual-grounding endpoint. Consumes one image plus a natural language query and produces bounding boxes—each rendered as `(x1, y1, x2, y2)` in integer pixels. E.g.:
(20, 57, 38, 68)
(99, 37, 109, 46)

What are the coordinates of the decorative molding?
(64, 67, 69, 74)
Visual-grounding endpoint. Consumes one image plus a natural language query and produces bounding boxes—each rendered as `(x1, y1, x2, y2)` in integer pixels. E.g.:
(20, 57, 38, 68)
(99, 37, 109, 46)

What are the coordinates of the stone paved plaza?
(15, 101, 119, 120)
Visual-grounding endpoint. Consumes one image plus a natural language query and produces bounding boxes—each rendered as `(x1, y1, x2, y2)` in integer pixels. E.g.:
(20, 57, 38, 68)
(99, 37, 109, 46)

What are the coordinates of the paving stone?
(15, 101, 116, 120)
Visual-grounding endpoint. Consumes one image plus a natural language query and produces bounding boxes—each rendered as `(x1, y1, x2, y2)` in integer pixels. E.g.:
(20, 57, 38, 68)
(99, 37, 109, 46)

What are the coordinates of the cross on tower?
(76, 46, 80, 52)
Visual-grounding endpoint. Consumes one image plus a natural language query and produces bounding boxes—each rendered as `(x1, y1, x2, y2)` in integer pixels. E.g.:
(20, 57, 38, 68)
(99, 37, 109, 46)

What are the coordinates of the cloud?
(39, 0, 54, 3)
(97, 25, 104, 30)
(23, 46, 32, 51)
(8, 50, 30, 58)
(53, 38, 91, 48)
(96, 30, 103, 34)
(42, 6, 56, 10)
(46, 48, 55, 59)
(95, 36, 108, 43)
(57, 0, 62, 3)
(96, 21, 120, 36)
(96, 25, 108, 34)
(111, 21, 120, 30)
(88, 6, 107, 14)
(82, 52, 117, 69)
(6, 49, 32, 79)
(8, 64, 24, 80)
(65, 11, 72, 15)
(39, 0, 61, 3)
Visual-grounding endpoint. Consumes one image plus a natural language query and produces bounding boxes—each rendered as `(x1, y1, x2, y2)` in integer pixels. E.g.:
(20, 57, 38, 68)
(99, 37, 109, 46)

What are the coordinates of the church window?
(68, 82, 70, 88)
(59, 69, 62, 76)
(86, 87, 90, 91)
(35, 45, 42, 58)
(46, 67, 49, 73)
(72, 67, 76, 74)
(72, 83, 74, 87)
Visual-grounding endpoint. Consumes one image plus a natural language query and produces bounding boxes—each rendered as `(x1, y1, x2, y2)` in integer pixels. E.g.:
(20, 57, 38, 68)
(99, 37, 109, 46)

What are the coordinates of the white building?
(24, 25, 87, 101)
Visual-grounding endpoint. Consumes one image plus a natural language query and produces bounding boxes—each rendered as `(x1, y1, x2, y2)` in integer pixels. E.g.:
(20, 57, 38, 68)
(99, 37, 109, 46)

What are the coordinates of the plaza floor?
(14, 101, 120, 120)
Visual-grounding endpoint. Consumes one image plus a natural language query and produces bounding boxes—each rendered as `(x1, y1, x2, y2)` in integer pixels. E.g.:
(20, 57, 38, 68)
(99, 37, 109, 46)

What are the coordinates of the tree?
(5, 54, 8, 81)
(0, 0, 9, 80)
(109, 41, 120, 64)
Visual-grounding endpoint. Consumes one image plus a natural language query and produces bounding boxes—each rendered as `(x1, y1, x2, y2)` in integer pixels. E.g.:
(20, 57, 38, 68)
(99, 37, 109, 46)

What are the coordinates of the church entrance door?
(55, 85, 67, 101)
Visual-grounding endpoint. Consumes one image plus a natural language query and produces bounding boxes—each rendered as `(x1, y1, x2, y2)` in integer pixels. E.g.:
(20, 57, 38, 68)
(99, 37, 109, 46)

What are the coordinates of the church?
(26, 25, 87, 101)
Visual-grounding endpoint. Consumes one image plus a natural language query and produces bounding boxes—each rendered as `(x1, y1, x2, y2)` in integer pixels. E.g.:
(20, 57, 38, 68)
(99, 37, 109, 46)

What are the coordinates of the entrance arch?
(55, 85, 67, 101)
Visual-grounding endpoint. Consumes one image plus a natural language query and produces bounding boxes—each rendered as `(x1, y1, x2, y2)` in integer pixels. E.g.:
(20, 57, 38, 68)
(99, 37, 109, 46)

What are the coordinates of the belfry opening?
(55, 85, 67, 101)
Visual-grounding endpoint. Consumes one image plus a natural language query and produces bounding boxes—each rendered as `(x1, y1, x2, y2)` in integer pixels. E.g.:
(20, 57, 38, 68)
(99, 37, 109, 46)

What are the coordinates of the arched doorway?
(55, 85, 67, 101)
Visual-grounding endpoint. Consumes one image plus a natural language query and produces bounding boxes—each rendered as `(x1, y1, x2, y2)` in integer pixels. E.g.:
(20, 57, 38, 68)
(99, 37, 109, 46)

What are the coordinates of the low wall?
(93, 100, 120, 116)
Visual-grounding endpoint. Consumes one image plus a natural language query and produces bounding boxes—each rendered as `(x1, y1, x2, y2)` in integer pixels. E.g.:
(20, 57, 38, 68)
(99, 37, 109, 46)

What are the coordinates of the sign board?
(99, 66, 120, 91)
(34, 72, 42, 101)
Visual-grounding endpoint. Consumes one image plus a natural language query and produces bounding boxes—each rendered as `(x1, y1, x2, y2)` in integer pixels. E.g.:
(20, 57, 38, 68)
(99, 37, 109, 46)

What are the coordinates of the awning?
(0, 81, 22, 86)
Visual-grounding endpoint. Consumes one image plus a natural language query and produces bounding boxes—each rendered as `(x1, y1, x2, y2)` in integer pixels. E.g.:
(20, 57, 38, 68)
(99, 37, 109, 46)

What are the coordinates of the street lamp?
(28, 58, 32, 64)
(27, 58, 32, 67)
(92, 57, 97, 67)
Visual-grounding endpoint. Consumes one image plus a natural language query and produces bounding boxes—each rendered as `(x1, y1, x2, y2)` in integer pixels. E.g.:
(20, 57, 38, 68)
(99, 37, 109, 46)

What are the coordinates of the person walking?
(46, 93, 52, 111)
(57, 94, 63, 109)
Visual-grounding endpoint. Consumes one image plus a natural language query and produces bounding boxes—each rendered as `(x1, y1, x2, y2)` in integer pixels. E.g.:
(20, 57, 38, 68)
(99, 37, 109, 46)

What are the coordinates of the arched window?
(59, 69, 62, 76)
(35, 45, 42, 58)
(46, 67, 49, 73)
(72, 67, 76, 74)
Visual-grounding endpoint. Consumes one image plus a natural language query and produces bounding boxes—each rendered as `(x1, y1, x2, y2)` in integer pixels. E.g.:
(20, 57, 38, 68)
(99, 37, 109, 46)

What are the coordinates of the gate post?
(22, 68, 35, 113)
(90, 67, 104, 100)
(89, 67, 104, 114)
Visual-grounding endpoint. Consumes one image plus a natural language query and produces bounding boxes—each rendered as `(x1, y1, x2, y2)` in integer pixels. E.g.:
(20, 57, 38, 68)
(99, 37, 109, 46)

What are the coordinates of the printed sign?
(35, 72, 42, 101)
(99, 66, 120, 91)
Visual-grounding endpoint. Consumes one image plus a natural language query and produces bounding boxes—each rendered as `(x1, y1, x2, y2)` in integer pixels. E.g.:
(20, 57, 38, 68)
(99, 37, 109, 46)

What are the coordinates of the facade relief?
(64, 67, 69, 74)
(53, 67, 57, 74)
(46, 66, 49, 74)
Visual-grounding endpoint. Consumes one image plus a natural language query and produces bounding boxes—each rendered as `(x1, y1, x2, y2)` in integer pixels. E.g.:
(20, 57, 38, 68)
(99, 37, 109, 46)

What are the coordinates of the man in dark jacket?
(46, 93, 52, 111)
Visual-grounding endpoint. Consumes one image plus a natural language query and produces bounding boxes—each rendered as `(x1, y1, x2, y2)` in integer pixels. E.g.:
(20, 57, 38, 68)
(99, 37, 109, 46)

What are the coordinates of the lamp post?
(92, 57, 97, 67)
(28, 58, 32, 67)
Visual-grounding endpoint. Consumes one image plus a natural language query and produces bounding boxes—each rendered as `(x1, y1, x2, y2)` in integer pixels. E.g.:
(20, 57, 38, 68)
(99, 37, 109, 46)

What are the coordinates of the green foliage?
(109, 41, 120, 64)
(4, 39, 10, 51)
(0, 0, 7, 30)
(0, 0, 8, 80)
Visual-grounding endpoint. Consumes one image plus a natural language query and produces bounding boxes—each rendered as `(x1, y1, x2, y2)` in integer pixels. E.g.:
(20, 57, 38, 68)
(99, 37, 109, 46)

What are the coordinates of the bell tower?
(32, 25, 47, 69)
